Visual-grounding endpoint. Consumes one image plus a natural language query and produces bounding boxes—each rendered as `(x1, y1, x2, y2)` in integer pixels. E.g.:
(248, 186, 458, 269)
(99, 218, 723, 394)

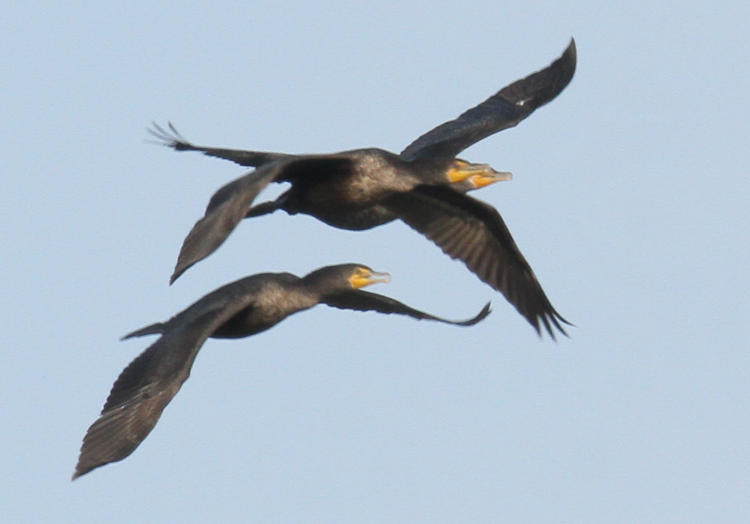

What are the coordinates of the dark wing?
(170, 163, 285, 283)
(121, 322, 166, 339)
(148, 122, 293, 167)
(171, 156, 355, 284)
(400, 39, 576, 161)
(322, 290, 491, 327)
(384, 186, 569, 338)
(72, 294, 255, 479)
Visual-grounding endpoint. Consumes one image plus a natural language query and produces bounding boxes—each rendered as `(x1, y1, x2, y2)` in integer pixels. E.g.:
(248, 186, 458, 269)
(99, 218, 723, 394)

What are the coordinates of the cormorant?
(72, 264, 490, 479)
(152, 39, 576, 337)
(148, 123, 512, 232)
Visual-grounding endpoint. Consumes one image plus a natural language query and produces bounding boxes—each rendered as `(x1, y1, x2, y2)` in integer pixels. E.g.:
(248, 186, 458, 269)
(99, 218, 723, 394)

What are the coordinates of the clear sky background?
(3, 2, 749, 522)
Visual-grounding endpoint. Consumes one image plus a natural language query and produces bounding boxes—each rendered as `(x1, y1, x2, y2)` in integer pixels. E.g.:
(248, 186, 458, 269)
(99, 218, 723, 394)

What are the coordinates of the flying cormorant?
(73, 264, 490, 479)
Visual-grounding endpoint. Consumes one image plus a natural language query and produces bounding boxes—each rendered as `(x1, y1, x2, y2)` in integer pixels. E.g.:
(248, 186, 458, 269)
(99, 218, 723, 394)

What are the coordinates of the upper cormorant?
(149, 122, 512, 231)
(152, 39, 576, 337)
(72, 263, 490, 479)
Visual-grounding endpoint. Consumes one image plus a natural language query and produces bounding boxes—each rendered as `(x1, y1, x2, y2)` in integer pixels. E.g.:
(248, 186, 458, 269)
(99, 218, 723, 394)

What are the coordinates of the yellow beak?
(350, 270, 391, 289)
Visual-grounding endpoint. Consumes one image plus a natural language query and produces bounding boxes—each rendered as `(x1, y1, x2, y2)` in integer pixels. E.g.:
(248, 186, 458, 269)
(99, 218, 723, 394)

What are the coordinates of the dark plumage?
(72, 264, 490, 479)
(152, 39, 576, 337)
(150, 121, 510, 229)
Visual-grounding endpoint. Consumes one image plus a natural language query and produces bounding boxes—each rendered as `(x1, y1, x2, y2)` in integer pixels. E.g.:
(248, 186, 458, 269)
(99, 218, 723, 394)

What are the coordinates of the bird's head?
(303, 264, 391, 293)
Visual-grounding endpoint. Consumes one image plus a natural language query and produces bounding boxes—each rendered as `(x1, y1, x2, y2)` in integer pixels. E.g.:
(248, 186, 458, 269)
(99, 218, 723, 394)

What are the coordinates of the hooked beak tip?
(494, 170, 513, 181)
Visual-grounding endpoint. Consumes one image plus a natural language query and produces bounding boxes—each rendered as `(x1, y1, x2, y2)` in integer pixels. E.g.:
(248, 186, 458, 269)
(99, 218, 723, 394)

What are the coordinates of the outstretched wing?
(384, 186, 569, 338)
(171, 156, 355, 284)
(322, 290, 491, 327)
(72, 293, 255, 480)
(148, 122, 293, 167)
(400, 39, 576, 162)
(170, 166, 282, 283)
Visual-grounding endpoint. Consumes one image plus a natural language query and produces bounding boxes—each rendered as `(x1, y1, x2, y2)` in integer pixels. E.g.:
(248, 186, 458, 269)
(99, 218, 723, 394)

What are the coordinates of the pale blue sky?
(3, 2, 749, 522)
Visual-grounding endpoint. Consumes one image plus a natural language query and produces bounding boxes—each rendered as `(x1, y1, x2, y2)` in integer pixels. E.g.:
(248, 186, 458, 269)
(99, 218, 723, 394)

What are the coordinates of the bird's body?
(150, 39, 577, 337)
(132, 272, 317, 339)
(271, 150, 414, 227)
(73, 264, 490, 479)
(242, 149, 469, 230)
(211, 274, 317, 337)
